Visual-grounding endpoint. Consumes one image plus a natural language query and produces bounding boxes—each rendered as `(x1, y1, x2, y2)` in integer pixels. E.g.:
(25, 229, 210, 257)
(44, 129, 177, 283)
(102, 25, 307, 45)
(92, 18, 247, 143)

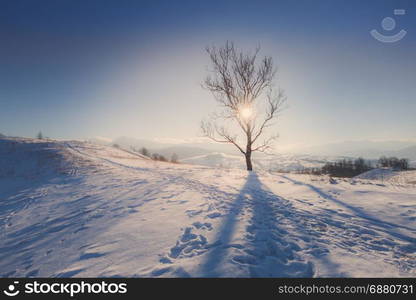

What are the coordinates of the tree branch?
(252, 89, 286, 144)
(201, 120, 246, 155)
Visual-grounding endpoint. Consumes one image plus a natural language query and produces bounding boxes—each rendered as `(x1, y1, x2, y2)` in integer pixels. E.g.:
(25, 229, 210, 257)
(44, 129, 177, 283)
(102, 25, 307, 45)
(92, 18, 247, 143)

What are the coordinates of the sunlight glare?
(239, 106, 253, 120)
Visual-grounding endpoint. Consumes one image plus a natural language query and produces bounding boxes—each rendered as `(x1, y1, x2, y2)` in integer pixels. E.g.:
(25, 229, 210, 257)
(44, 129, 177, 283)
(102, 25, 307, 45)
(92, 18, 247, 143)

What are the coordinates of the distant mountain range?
(181, 152, 341, 171)
(293, 140, 416, 159)
(393, 145, 416, 161)
(86, 137, 416, 167)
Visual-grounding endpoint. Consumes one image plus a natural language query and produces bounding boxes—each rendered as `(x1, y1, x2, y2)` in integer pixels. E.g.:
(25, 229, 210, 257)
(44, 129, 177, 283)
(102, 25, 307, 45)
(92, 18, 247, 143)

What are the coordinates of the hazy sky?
(1, 0, 415, 151)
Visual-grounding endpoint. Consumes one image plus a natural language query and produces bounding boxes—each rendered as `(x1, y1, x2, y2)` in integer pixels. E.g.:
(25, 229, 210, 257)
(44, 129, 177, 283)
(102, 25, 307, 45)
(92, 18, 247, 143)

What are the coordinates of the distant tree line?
(377, 156, 409, 170)
(298, 156, 410, 178)
(321, 158, 373, 177)
(129, 146, 178, 163)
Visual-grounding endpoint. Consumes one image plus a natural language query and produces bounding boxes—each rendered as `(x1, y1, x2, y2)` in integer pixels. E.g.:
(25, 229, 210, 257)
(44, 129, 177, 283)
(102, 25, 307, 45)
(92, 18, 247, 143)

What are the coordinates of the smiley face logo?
(371, 9, 407, 43)
(3, 281, 20, 297)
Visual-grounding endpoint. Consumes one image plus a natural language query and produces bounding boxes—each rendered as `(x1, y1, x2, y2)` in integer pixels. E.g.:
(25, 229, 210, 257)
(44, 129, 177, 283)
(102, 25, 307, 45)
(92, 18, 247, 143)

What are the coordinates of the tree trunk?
(245, 131, 253, 171)
(245, 152, 253, 171)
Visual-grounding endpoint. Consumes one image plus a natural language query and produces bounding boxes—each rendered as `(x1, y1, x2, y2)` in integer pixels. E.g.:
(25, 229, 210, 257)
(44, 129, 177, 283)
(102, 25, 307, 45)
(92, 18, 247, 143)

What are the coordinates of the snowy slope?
(1, 138, 415, 277)
(356, 168, 416, 185)
(355, 168, 398, 181)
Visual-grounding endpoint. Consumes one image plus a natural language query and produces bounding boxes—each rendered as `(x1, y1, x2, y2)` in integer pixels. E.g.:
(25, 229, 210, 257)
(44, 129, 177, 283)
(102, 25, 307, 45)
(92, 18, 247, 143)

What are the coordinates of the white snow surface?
(1, 138, 415, 277)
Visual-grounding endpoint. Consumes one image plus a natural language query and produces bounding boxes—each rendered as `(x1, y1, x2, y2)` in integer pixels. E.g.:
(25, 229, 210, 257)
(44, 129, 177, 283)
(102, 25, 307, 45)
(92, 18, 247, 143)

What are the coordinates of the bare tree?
(201, 41, 286, 171)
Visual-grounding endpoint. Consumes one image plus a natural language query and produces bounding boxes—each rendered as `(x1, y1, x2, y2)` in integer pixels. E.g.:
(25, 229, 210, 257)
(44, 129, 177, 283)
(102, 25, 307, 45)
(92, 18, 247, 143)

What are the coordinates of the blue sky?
(0, 0, 415, 150)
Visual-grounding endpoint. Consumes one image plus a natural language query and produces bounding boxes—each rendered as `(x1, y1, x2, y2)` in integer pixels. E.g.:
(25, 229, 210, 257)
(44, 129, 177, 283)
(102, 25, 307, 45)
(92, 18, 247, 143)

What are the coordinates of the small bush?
(139, 147, 150, 157)
(170, 153, 178, 163)
(151, 153, 167, 162)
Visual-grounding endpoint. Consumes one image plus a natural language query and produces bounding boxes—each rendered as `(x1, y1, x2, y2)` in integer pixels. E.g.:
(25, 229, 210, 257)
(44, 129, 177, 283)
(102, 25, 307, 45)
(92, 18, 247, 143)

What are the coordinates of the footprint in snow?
(192, 221, 212, 231)
(168, 227, 208, 259)
(206, 212, 221, 219)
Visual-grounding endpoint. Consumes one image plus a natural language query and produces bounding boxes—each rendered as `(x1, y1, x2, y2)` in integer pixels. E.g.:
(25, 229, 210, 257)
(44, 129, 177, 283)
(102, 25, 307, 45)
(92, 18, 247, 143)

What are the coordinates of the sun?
(239, 106, 253, 120)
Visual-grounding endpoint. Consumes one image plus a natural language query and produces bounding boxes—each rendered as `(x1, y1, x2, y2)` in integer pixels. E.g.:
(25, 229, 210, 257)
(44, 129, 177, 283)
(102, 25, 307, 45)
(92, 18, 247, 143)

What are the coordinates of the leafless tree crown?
(202, 41, 286, 159)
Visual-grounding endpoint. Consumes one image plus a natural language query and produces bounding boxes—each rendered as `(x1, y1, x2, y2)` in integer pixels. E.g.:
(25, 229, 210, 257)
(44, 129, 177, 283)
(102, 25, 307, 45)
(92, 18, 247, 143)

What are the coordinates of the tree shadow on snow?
(198, 172, 334, 277)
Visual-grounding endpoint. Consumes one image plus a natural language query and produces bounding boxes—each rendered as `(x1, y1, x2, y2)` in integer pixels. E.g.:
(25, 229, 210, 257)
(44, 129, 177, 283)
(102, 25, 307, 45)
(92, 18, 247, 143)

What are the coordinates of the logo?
(3, 281, 127, 297)
(370, 9, 407, 43)
(3, 281, 20, 297)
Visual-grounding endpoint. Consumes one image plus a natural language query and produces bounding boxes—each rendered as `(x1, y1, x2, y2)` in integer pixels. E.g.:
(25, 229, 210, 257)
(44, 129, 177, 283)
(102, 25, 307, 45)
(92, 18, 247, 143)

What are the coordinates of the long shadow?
(197, 174, 250, 277)
(198, 172, 320, 277)
(281, 175, 416, 243)
(242, 173, 315, 277)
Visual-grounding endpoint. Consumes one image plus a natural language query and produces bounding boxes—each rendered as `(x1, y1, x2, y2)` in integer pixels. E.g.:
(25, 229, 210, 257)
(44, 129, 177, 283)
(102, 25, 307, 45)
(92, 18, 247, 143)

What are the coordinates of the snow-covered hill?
(1, 138, 415, 277)
(356, 168, 416, 185)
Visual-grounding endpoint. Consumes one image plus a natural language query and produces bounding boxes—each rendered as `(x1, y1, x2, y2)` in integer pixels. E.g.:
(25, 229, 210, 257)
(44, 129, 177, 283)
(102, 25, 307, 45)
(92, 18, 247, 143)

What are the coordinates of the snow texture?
(0, 138, 415, 277)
